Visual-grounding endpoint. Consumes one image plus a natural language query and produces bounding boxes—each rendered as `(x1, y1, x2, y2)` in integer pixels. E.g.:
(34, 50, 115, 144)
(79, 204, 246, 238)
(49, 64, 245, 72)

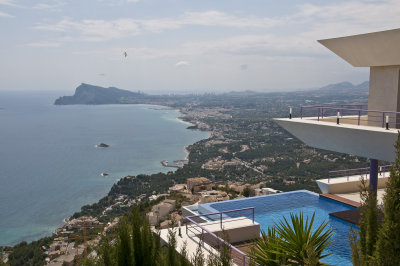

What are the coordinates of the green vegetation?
(376, 134, 400, 265)
(83, 207, 169, 266)
(350, 133, 400, 265)
(349, 178, 379, 265)
(248, 212, 334, 265)
(7, 237, 52, 266)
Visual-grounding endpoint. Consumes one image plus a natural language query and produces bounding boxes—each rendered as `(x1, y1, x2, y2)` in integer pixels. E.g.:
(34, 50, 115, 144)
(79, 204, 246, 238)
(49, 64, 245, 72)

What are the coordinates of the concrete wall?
(368, 66, 400, 128)
(202, 223, 260, 244)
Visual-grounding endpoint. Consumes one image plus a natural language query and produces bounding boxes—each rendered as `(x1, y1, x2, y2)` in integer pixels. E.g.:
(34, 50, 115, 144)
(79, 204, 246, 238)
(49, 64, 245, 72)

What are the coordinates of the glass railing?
(295, 104, 400, 128)
(327, 165, 391, 183)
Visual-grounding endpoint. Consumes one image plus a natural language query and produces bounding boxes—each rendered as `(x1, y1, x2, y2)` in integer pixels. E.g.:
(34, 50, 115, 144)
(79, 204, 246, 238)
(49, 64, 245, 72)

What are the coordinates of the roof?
(187, 177, 211, 184)
(318, 28, 400, 67)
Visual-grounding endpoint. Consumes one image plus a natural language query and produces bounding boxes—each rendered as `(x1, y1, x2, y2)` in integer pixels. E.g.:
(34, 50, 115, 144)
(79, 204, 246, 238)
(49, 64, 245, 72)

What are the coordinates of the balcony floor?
(274, 117, 398, 162)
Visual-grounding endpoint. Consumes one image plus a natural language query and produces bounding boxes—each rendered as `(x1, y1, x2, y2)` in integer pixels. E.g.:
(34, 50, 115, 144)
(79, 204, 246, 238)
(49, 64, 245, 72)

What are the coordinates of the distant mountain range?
(54, 81, 369, 105)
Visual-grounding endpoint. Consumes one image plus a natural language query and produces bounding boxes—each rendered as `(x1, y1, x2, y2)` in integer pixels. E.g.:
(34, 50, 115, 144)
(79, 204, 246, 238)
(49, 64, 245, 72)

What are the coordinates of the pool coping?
(320, 193, 361, 208)
(200, 189, 320, 214)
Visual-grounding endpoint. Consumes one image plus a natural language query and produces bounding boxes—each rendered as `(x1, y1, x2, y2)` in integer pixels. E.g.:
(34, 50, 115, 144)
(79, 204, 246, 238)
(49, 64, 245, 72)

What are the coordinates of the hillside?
(54, 83, 144, 105)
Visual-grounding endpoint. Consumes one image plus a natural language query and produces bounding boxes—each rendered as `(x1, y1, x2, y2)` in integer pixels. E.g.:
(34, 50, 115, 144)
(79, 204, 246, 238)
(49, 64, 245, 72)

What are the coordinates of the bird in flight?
(124, 51, 127, 58)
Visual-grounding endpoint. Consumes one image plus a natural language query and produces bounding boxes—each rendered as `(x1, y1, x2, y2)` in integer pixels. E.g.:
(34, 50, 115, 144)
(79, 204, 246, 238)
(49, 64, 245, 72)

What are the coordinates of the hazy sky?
(1, 0, 399, 93)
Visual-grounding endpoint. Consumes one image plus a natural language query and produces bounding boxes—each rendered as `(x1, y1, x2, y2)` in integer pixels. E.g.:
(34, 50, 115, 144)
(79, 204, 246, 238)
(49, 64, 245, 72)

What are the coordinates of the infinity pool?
(199, 190, 355, 266)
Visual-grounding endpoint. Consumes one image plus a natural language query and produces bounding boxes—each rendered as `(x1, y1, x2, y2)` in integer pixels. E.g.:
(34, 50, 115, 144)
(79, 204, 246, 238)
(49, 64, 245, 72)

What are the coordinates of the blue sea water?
(0, 91, 210, 246)
(200, 191, 355, 266)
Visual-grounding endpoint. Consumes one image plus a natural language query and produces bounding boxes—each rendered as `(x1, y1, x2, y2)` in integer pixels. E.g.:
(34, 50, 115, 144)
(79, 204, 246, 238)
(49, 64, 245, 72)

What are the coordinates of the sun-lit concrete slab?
(318, 28, 400, 67)
(317, 172, 389, 194)
(159, 217, 259, 265)
(274, 117, 398, 162)
(335, 189, 386, 205)
(186, 217, 260, 244)
(160, 225, 219, 263)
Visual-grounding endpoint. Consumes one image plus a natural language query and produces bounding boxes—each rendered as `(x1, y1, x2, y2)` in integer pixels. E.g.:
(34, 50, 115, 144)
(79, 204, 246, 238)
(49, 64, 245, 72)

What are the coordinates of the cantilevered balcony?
(274, 104, 399, 162)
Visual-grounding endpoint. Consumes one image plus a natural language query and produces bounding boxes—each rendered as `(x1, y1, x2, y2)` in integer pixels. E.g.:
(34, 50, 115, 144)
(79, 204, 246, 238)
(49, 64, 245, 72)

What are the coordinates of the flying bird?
(124, 51, 127, 58)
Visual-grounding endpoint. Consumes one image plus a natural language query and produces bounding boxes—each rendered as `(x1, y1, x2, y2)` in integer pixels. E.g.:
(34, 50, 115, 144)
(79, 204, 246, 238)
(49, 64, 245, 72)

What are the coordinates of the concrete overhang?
(274, 118, 398, 162)
(318, 28, 400, 67)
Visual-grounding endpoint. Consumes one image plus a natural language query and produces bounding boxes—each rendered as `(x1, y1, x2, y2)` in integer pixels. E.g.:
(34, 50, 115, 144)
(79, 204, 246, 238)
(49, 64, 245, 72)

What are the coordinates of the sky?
(1, 0, 400, 93)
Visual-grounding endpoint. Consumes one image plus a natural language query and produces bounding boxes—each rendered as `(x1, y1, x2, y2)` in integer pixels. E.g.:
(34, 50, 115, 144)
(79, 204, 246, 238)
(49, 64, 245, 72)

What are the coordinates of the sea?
(0, 91, 210, 246)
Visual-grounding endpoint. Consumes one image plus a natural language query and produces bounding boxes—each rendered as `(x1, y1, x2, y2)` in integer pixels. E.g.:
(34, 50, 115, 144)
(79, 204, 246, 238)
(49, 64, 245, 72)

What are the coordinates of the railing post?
(358, 110, 361, 125)
(300, 106, 303, 119)
(201, 229, 204, 247)
(220, 213, 222, 229)
(317, 108, 320, 121)
(186, 220, 188, 235)
(382, 112, 385, 128)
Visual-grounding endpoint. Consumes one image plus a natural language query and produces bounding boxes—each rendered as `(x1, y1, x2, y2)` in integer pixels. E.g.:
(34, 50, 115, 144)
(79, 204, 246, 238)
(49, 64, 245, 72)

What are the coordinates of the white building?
(275, 28, 400, 200)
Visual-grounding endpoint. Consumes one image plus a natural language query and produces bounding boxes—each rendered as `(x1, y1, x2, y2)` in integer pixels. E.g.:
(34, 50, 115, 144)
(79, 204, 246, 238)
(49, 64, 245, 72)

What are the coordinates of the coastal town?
(1, 81, 373, 265)
(14, 177, 277, 265)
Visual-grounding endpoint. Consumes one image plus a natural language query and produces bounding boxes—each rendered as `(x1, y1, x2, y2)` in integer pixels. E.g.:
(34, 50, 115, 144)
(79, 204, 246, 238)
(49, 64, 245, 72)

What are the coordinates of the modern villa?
(160, 28, 400, 266)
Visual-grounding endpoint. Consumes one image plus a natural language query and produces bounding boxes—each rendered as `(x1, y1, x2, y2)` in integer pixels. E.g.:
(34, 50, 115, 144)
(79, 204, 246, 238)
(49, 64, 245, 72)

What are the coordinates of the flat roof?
(318, 28, 400, 67)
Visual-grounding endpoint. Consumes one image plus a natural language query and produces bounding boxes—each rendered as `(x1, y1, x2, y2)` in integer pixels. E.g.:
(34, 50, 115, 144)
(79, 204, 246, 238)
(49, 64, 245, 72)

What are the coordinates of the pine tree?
(117, 218, 133, 266)
(192, 241, 205, 266)
(131, 207, 142, 266)
(100, 236, 114, 266)
(376, 133, 400, 265)
(349, 177, 379, 265)
(219, 231, 232, 266)
(179, 241, 191, 266)
(167, 226, 177, 266)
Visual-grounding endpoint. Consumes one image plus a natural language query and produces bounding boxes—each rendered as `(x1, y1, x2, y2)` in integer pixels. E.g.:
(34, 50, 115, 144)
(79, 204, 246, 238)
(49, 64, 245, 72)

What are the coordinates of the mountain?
(54, 83, 144, 105)
(55, 81, 370, 105)
(317, 81, 369, 92)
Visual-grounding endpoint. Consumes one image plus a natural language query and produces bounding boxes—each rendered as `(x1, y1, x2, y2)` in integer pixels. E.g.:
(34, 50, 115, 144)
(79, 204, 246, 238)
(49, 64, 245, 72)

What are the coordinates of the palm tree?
(249, 212, 334, 265)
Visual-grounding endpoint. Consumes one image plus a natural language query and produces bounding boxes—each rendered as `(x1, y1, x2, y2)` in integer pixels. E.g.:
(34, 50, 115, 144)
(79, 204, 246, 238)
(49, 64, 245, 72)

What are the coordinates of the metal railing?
(185, 207, 255, 266)
(328, 165, 392, 183)
(299, 104, 400, 128)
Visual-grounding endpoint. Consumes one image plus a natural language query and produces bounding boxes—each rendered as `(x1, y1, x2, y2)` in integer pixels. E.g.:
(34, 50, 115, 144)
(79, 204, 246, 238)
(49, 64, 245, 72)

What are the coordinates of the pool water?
(199, 190, 355, 266)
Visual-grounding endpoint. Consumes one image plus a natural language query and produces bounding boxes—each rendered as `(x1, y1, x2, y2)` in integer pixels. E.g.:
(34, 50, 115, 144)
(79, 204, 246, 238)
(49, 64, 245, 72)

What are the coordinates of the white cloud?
(140, 10, 283, 33)
(35, 18, 141, 41)
(0, 10, 13, 17)
(33, 1, 66, 10)
(34, 10, 284, 42)
(175, 61, 189, 67)
(26, 41, 61, 47)
(31, 0, 400, 65)
(0, 0, 16, 6)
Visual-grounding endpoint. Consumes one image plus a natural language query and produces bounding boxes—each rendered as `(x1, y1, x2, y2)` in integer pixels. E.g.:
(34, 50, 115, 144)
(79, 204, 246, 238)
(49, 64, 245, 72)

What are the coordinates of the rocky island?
(96, 143, 109, 148)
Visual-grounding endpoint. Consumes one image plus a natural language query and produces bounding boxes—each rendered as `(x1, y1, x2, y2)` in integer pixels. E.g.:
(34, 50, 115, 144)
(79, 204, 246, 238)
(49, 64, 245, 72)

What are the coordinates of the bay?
(0, 91, 209, 246)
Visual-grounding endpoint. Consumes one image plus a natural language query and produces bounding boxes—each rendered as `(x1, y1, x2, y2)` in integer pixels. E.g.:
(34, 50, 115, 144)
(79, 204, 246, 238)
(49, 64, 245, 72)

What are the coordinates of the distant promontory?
(54, 83, 145, 105)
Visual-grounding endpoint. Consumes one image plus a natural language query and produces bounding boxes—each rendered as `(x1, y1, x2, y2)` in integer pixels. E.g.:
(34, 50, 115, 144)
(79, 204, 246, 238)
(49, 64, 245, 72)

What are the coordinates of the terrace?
(274, 104, 398, 162)
(316, 165, 391, 205)
(160, 208, 259, 266)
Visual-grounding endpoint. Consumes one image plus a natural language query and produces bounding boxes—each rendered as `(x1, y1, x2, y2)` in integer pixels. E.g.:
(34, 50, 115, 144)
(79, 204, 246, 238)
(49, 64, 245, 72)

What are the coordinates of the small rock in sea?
(96, 143, 109, 148)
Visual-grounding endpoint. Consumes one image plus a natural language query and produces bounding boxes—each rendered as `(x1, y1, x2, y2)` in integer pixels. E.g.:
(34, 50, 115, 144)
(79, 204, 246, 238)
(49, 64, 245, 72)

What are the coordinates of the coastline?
(49, 105, 210, 246)
(2, 103, 211, 247)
